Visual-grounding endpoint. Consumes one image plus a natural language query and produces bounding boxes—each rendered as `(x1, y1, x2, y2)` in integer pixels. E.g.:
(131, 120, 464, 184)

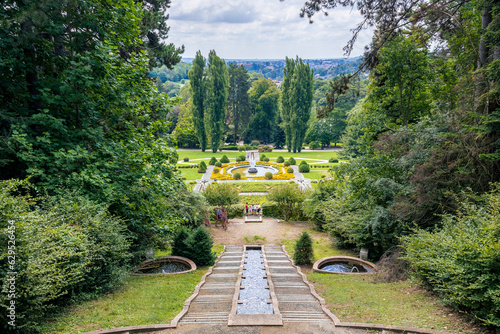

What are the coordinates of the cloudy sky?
(166, 0, 373, 60)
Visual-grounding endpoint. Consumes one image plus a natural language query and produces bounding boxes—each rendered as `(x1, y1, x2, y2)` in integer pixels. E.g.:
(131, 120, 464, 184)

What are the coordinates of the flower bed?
(210, 161, 294, 180)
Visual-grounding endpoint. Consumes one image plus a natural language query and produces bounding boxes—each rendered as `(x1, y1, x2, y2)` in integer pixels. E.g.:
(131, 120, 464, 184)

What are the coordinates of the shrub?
(220, 155, 230, 163)
(268, 183, 305, 221)
(321, 175, 326, 178)
(265, 172, 273, 180)
(171, 228, 191, 259)
(287, 167, 294, 173)
(294, 232, 314, 265)
(402, 189, 500, 327)
(209, 157, 217, 165)
(284, 161, 291, 167)
(300, 160, 307, 165)
(215, 161, 222, 167)
(329, 158, 339, 163)
(198, 161, 207, 173)
(200, 161, 207, 169)
(250, 140, 260, 147)
(289, 157, 296, 165)
(238, 145, 246, 151)
(299, 163, 310, 173)
(257, 144, 272, 152)
(189, 181, 197, 184)
(213, 168, 220, 173)
(260, 154, 266, 161)
(238, 154, 246, 162)
(309, 141, 320, 149)
(183, 157, 189, 162)
(187, 227, 216, 266)
(244, 144, 252, 150)
(233, 172, 241, 180)
(276, 156, 284, 163)
(263, 157, 269, 162)
(202, 183, 239, 207)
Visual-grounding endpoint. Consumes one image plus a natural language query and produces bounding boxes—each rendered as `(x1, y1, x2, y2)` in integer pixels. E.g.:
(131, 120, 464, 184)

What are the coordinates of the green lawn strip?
(179, 167, 205, 181)
(177, 149, 340, 162)
(40, 271, 206, 334)
(41, 244, 224, 334)
(239, 194, 268, 205)
(307, 274, 473, 333)
(303, 170, 331, 180)
(235, 182, 278, 192)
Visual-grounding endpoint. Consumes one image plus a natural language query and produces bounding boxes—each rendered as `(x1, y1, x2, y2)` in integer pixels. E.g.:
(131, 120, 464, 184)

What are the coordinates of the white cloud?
(167, 0, 373, 59)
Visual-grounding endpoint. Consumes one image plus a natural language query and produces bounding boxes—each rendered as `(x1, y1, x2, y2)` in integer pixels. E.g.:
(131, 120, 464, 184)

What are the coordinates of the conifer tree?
(171, 228, 191, 259)
(188, 227, 216, 266)
(294, 231, 314, 266)
(188, 51, 207, 151)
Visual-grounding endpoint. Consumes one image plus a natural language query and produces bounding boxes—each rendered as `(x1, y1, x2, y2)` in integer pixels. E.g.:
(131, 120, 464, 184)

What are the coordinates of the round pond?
(313, 256, 376, 275)
(229, 165, 279, 177)
(132, 256, 196, 276)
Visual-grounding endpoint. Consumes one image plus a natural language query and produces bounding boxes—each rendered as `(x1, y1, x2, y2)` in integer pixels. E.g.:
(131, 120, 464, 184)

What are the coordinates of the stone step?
(279, 301, 324, 312)
(276, 294, 317, 302)
(274, 287, 311, 295)
(216, 261, 242, 267)
(193, 294, 233, 301)
(212, 266, 240, 271)
(268, 267, 298, 274)
(187, 302, 232, 313)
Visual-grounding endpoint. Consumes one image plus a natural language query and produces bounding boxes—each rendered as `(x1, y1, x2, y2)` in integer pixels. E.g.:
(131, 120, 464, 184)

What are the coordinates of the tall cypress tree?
(228, 63, 251, 145)
(281, 57, 296, 152)
(206, 50, 229, 153)
(188, 51, 207, 151)
(290, 58, 314, 152)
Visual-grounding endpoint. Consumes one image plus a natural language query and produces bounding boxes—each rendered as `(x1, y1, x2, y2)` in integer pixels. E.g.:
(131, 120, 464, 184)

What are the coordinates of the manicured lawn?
(303, 170, 330, 179)
(40, 244, 224, 334)
(234, 182, 280, 192)
(40, 271, 207, 334)
(239, 194, 268, 205)
(179, 167, 205, 181)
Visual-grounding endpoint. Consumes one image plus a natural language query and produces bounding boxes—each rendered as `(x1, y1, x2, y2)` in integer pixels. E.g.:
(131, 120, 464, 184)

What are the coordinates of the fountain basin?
(228, 165, 279, 177)
(132, 256, 196, 276)
(312, 256, 376, 275)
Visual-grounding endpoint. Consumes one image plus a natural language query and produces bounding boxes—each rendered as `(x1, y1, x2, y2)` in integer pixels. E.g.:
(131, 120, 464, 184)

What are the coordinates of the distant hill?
(158, 57, 362, 81)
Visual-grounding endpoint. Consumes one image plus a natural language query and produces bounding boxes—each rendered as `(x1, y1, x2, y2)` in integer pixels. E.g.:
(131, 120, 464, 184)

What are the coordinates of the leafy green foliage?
(228, 63, 251, 145)
(171, 228, 191, 259)
(268, 183, 305, 221)
(287, 167, 294, 173)
(289, 157, 296, 165)
(233, 172, 241, 180)
(403, 187, 500, 327)
(220, 155, 230, 163)
(247, 79, 281, 144)
(188, 51, 207, 151)
(284, 161, 291, 167)
(215, 161, 222, 167)
(187, 228, 216, 266)
(276, 156, 284, 163)
(299, 163, 310, 173)
(294, 232, 314, 266)
(202, 183, 239, 208)
(209, 157, 217, 165)
(265, 172, 273, 180)
(0, 180, 130, 330)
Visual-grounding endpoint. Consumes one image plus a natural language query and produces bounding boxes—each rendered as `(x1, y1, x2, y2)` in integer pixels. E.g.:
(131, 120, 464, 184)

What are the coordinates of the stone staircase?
(178, 245, 333, 326)
(178, 246, 243, 324)
(263, 245, 333, 324)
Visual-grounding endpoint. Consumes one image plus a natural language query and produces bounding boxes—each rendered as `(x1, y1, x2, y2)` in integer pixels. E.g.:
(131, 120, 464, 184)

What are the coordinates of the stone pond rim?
(312, 256, 377, 275)
(131, 256, 196, 276)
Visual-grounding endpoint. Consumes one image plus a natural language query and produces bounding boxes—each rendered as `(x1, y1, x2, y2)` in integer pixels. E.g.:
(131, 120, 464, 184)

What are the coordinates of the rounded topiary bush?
(329, 158, 339, 163)
(260, 154, 266, 161)
(209, 157, 217, 165)
(215, 161, 222, 167)
(265, 172, 273, 180)
(220, 155, 230, 163)
(289, 157, 296, 165)
(213, 168, 220, 173)
(239, 155, 246, 162)
(238, 145, 246, 151)
(263, 157, 269, 162)
(250, 140, 260, 147)
(276, 156, 284, 163)
(294, 231, 313, 266)
(299, 163, 310, 173)
(300, 160, 307, 166)
(287, 167, 294, 173)
(284, 161, 291, 167)
(233, 172, 241, 180)
(183, 157, 189, 162)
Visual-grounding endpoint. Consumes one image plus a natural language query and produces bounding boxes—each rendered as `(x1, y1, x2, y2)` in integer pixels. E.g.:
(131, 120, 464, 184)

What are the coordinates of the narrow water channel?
(237, 249, 273, 314)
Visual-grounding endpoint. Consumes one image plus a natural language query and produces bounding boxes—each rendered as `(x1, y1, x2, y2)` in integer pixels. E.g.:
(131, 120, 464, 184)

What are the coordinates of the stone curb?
(80, 248, 227, 334)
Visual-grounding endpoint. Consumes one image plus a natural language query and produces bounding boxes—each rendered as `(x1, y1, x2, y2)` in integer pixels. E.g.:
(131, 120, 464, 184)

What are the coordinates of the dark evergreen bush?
(294, 231, 313, 266)
(300, 160, 307, 165)
(220, 155, 230, 163)
(213, 168, 220, 173)
(329, 158, 339, 163)
(188, 227, 216, 266)
(183, 157, 189, 162)
(233, 172, 241, 180)
(260, 154, 266, 161)
(265, 172, 273, 180)
(250, 140, 260, 146)
(238, 155, 246, 161)
(171, 228, 191, 259)
(287, 167, 294, 173)
(289, 157, 296, 165)
(284, 161, 291, 167)
(209, 157, 217, 165)
(215, 161, 222, 167)
(276, 156, 284, 163)
(299, 163, 310, 173)
(263, 157, 269, 162)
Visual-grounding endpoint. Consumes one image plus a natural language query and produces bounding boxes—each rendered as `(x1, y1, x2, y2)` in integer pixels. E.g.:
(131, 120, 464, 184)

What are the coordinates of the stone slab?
(228, 314, 283, 326)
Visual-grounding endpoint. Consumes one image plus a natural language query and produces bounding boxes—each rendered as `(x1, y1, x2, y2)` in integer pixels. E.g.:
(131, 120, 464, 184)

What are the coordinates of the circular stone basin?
(132, 256, 196, 276)
(313, 256, 376, 275)
(229, 165, 279, 177)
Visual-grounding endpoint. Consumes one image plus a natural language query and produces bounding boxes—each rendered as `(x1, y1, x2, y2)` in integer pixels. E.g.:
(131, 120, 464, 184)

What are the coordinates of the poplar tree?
(281, 57, 296, 152)
(188, 51, 207, 151)
(228, 63, 251, 144)
(206, 50, 229, 153)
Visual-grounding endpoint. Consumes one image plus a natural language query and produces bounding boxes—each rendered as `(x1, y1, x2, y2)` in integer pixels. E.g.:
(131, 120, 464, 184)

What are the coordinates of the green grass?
(239, 194, 268, 204)
(303, 170, 331, 180)
(40, 271, 206, 334)
(179, 167, 205, 181)
(308, 274, 478, 333)
(233, 182, 278, 192)
(280, 234, 356, 262)
(41, 244, 225, 334)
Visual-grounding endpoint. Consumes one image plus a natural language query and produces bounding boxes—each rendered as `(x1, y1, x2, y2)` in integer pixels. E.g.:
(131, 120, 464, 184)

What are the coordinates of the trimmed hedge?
(265, 172, 273, 180)
(220, 155, 230, 163)
(287, 167, 294, 173)
(183, 157, 189, 162)
(276, 156, 284, 163)
(209, 157, 217, 165)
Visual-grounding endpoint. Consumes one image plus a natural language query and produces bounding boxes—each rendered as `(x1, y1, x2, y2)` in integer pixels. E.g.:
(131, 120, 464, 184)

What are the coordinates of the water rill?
(228, 245, 282, 326)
